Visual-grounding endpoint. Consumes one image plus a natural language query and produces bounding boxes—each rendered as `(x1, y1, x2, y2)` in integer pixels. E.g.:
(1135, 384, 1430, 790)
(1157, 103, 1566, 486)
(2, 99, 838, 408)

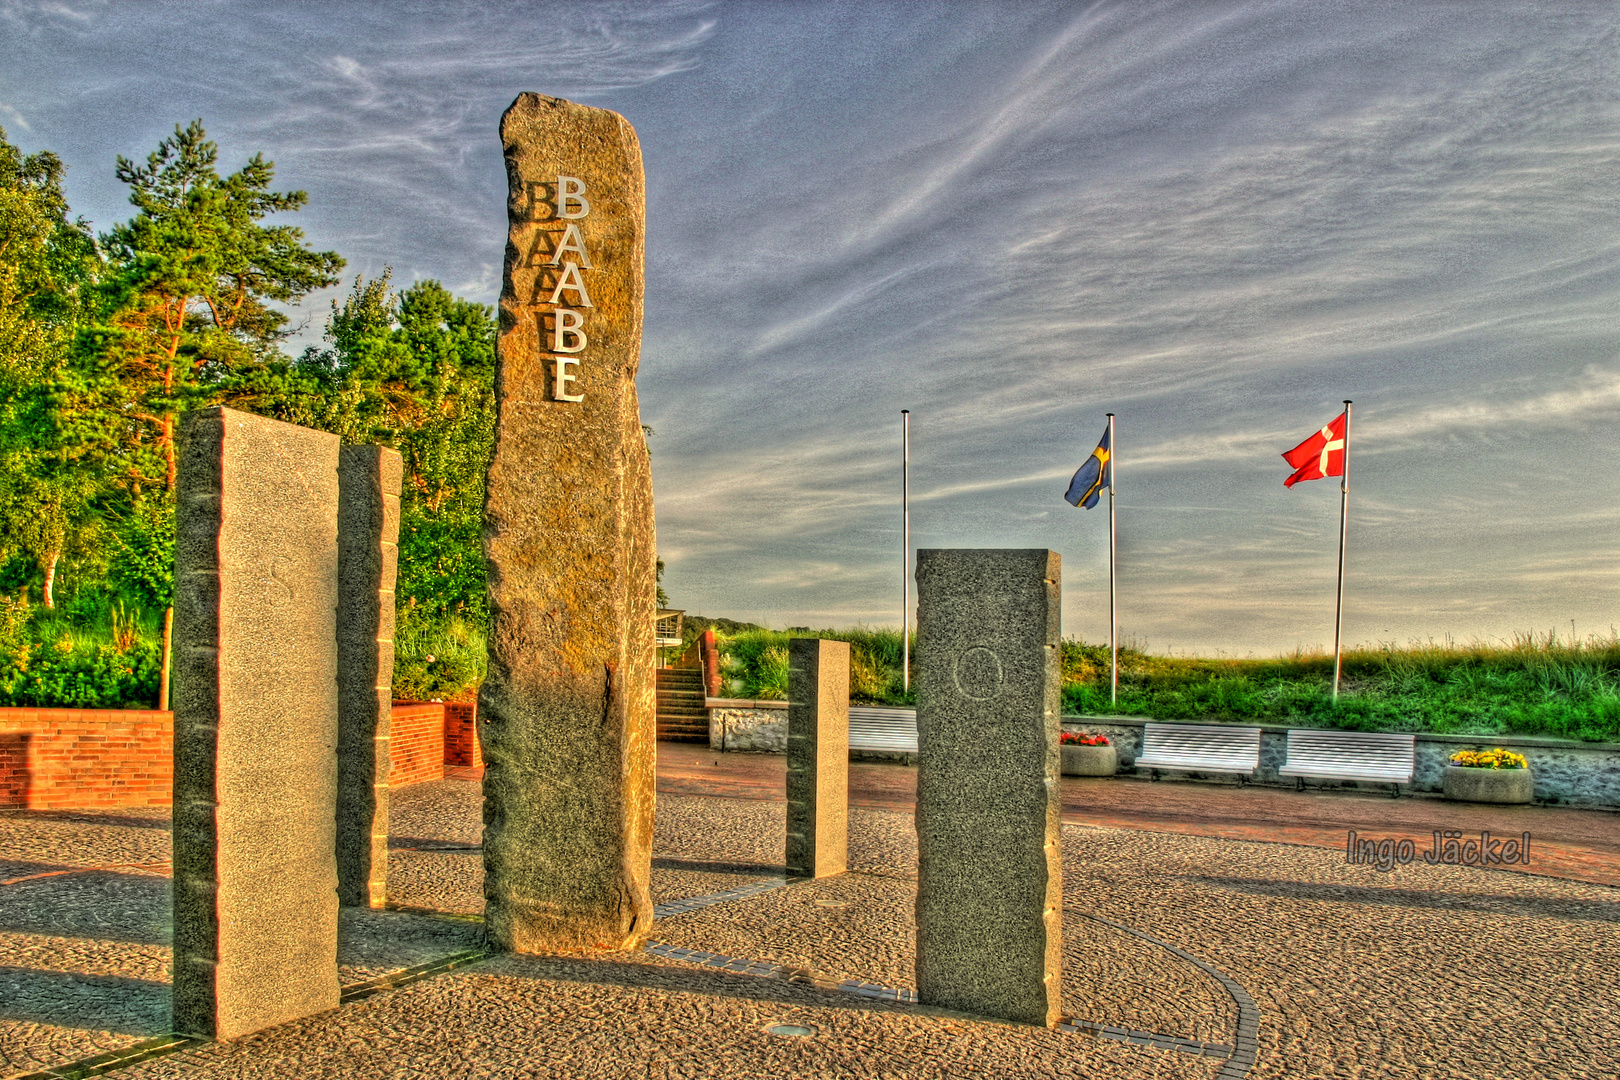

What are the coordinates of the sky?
(4, 0, 1618, 654)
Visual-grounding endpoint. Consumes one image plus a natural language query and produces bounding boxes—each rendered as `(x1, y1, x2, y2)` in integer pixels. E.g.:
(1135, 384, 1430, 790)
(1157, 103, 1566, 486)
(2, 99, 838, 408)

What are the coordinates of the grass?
(709, 625, 1620, 743)
(1063, 631, 1620, 743)
(711, 626, 913, 705)
(20, 591, 1613, 745)
(393, 610, 487, 701)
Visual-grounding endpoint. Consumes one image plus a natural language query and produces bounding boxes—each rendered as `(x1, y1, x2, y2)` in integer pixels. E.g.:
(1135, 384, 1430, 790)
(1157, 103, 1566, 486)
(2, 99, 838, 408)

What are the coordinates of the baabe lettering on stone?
(481, 93, 657, 953)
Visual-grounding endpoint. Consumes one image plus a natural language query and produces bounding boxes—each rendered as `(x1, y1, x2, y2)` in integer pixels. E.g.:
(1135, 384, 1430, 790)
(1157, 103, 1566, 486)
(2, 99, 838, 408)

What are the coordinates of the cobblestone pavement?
(5, 754, 1619, 1079)
(659, 742, 1620, 886)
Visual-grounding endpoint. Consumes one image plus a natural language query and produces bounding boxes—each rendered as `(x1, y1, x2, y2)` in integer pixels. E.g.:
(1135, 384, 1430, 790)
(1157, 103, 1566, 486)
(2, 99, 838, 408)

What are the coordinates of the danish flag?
(1282, 412, 1347, 488)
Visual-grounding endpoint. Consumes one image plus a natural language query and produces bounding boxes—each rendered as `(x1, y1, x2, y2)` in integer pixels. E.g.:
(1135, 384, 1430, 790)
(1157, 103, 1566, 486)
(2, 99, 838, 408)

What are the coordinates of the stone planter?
(1061, 744, 1117, 777)
(1442, 765, 1533, 804)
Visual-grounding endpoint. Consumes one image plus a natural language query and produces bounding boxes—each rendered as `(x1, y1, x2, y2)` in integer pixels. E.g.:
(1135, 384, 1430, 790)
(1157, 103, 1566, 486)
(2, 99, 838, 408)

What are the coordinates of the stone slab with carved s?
(480, 93, 657, 952)
(172, 406, 341, 1039)
(913, 548, 1063, 1028)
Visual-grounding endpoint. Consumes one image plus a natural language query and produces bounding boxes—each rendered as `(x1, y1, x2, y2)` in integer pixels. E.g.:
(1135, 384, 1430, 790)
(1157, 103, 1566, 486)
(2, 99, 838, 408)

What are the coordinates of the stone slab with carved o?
(913, 548, 1062, 1028)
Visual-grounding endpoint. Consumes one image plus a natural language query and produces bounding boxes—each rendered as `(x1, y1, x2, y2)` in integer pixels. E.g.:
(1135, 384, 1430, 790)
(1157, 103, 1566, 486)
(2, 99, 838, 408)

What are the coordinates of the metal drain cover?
(765, 1024, 817, 1038)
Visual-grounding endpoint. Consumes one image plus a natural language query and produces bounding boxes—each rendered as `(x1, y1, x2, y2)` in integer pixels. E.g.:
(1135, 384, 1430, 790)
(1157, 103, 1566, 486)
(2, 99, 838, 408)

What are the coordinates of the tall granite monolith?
(172, 406, 341, 1039)
(481, 93, 657, 952)
(336, 444, 402, 909)
(786, 638, 849, 879)
(913, 549, 1062, 1027)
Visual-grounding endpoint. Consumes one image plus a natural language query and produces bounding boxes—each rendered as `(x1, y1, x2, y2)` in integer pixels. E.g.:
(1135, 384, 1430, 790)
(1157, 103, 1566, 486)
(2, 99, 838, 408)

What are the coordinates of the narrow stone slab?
(173, 406, 341, 1039)
(481, 93, 656, 952)
(336, 444, 402, 908)
(786, 638, 849, 879)
(913, 549, 1062, 1027)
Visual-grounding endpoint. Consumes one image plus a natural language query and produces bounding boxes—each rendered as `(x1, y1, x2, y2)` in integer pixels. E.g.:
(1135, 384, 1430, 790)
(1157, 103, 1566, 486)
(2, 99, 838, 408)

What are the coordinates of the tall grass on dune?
(715, 626, 911, 705)
(708, 625, 1620, 741)
(1064, 630, 1620, 742)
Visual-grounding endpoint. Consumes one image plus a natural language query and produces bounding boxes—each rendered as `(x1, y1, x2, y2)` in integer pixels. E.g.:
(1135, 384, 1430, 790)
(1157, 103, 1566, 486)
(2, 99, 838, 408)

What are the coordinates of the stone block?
(172, 406, 341, 1039)
(481, 93, 657, 952)
(913, 548, 1062, 1027)
(336, 444, 402, 908)
(786, 638, 849, 879)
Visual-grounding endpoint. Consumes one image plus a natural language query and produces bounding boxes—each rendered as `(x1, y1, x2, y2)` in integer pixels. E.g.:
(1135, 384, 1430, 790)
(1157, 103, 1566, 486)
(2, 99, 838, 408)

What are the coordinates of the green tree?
(0, 126, 103, 606)
(69, 120, 343, 498)
(273, 272, 496, 624)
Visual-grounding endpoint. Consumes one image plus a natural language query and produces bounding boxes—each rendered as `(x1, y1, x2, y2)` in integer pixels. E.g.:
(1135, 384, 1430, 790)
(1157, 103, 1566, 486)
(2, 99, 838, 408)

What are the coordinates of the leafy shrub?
(108, 507, 174, 610)
(392, 609, 486, 701)
(0, 637, 161, 708)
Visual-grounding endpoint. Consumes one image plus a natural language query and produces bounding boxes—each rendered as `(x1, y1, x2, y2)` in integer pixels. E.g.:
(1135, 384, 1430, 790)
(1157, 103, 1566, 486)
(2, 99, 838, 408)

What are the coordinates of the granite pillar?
(913, 549, 1062, 1027)
(336, 445, 402, 908)
(172, 406, 341, 1039)
(481, 93, 657, 952)
(786, 638, 849, 879)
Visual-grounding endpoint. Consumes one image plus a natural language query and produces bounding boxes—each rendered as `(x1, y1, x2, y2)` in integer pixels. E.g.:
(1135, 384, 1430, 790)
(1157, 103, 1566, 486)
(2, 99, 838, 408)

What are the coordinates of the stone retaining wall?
(706, 699, 919, 764)
(698, 701, 1620, 807)
(1062, 717, 1620, 808)
(709, 699, 787, 752)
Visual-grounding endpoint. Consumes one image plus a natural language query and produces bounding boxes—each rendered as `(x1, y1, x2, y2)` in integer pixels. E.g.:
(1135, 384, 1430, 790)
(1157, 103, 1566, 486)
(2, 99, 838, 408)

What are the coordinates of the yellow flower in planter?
(1449, 748, 1528, 770)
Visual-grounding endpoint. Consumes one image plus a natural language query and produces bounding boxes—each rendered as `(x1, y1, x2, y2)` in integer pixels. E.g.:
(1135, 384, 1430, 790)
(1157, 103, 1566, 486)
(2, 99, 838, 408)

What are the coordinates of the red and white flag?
(1282, 412, 1346, 488)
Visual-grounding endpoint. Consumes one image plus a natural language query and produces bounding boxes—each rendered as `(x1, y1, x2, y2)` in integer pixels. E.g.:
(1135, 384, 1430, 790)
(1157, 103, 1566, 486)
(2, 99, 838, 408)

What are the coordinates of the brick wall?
(443, 702, 482, 769)
(0, 701, 476, 809)
(388, 702, 445, 787)
(0, 708, 174, 810)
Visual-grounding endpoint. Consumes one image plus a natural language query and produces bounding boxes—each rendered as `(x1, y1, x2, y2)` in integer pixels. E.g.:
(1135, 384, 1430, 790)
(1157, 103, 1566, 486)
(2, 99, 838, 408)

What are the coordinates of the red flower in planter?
(1060, 731, 1110, 746)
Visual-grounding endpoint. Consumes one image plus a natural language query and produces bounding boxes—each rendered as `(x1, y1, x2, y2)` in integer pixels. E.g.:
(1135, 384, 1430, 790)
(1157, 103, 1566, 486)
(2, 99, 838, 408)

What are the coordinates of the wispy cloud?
(8, 1, 1618, 651)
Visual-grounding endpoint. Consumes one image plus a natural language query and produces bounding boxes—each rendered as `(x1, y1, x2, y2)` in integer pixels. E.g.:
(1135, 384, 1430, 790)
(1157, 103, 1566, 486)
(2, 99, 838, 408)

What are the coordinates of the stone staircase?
(655, 667, 709, 743)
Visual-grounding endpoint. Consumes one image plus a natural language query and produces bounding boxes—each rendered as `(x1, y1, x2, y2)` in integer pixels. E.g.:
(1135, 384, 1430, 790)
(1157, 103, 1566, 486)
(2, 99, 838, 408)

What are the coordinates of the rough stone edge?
(171, 406, 226, 1038)
(336, 445, 403, 908)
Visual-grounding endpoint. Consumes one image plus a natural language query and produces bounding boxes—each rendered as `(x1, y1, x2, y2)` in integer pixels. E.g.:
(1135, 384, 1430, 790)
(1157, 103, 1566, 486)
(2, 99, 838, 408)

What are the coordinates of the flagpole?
(1107, 412, 1117, 706)
(902, 409, 911, 696)
(1332, 400, 1352, 702)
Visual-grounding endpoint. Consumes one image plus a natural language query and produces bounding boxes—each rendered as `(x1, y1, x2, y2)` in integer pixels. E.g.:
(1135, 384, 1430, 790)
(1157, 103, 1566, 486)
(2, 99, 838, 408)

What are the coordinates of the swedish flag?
(1064, 425, 1111, 509)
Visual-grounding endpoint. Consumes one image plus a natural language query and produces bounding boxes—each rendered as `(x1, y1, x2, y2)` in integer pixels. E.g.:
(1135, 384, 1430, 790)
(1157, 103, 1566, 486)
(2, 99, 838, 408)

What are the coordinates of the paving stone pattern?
(5, 780, 1620, 1077)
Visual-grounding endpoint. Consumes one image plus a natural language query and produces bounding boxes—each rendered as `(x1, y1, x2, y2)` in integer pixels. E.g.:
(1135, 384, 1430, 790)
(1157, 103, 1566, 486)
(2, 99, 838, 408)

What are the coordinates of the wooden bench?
(1279, 728, 1414, 797)
(849, 706, 918, 754)
(1134, 722, 1261, 782)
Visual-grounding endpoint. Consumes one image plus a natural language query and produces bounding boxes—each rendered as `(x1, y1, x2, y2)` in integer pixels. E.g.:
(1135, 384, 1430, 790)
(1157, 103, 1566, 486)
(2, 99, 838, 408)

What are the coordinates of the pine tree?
(69, 120, 343, 497)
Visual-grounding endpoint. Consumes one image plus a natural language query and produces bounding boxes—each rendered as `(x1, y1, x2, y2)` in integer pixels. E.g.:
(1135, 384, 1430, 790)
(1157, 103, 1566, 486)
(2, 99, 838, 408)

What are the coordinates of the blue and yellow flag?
(1064, 425, 1111, 509)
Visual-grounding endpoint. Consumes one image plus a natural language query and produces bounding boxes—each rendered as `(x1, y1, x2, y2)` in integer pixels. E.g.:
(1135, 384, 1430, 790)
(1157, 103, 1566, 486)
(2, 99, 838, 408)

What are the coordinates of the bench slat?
(850, 706, 918, 753)
(1281, 728, 1414, 783)
(1136, 722, 1260, 774)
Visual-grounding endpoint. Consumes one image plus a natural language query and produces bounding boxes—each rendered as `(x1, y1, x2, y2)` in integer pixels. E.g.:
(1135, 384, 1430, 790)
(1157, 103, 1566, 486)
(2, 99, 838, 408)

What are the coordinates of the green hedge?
(0, 639, 161, 709)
